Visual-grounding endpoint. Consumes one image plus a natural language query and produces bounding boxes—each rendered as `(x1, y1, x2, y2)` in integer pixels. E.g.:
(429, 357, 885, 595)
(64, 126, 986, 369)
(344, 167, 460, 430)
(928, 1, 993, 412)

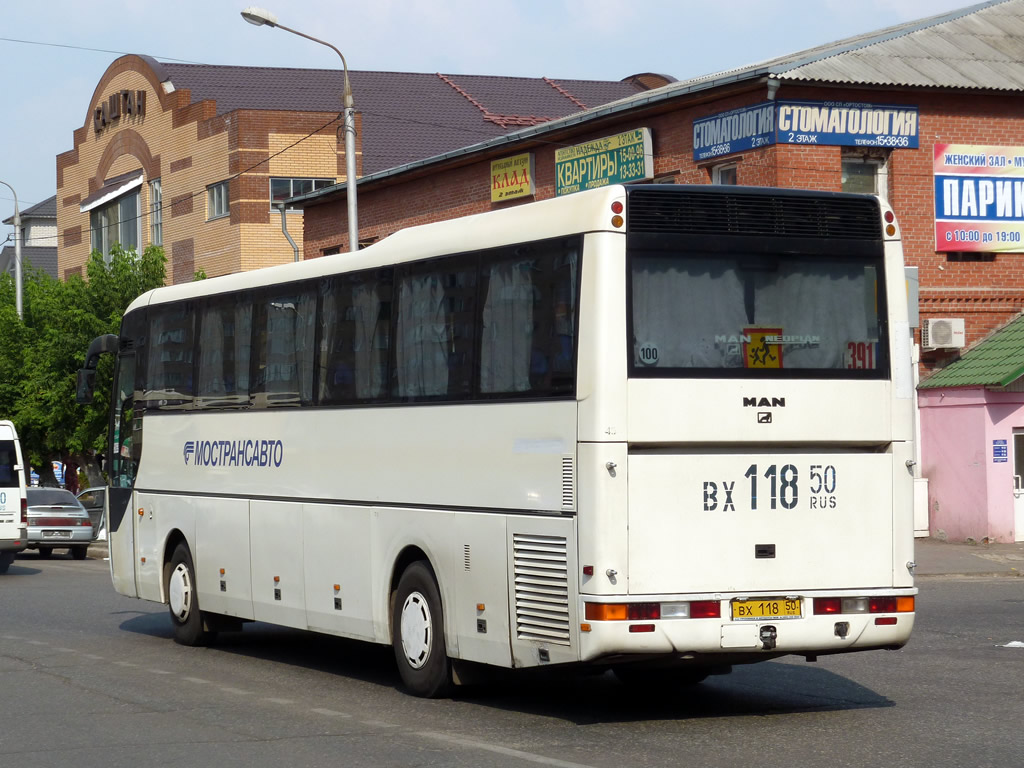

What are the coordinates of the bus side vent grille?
(463, 544, 471, 572)
(513, 534, 570, 645)
(627, 187, 881, 240)
(561, 456, 575, 509)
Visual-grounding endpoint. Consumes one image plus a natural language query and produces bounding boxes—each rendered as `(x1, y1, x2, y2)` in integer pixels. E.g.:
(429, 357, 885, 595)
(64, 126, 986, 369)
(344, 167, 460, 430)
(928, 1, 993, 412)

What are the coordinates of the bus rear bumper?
(578, 605, 915, 663)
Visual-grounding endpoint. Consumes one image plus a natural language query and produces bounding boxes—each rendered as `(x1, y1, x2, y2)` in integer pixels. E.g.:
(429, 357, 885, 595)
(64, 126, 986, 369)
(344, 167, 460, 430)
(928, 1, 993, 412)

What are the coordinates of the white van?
(0, 420, 28, 574)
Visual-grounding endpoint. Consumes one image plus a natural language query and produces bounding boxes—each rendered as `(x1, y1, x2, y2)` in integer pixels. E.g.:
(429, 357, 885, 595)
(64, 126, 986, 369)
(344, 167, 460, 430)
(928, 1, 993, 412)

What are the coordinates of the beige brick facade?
(57, 55, 351, 283)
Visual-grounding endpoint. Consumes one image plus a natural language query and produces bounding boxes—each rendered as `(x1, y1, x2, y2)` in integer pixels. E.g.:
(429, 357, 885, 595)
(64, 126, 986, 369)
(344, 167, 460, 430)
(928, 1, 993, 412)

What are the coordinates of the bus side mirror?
(76, 368, 96, 404)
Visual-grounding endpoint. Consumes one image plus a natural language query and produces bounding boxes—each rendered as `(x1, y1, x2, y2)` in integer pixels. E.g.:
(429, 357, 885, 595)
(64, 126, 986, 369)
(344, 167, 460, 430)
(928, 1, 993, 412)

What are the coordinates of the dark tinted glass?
(0, 440, 15, 484)
(27, 488, 81, 507)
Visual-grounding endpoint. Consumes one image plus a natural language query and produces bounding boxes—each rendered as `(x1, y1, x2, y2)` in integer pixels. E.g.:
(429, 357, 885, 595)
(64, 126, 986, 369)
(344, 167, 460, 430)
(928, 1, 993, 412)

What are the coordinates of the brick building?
(57, 54, 659, 283)
(295, 0, 1024, 376)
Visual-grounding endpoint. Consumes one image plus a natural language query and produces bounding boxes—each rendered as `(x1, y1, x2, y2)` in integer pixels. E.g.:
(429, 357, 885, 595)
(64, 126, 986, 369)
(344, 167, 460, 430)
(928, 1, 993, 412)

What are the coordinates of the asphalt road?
(1, 550, 1022, 768)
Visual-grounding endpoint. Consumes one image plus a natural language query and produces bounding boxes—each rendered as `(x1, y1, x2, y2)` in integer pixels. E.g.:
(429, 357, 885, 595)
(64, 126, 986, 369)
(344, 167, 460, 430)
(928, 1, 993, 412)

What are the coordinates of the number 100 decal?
(702, 463, 837, 512)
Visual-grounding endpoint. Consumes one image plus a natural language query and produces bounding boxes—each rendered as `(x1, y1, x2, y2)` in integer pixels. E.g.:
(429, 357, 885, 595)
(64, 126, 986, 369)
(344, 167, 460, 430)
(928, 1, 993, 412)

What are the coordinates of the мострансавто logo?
(183, 439, 284, 468)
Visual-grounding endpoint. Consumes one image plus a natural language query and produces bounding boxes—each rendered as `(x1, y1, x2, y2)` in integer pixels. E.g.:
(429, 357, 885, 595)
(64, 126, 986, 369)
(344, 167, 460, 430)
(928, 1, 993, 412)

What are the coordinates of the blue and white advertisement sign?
(693, 100, 919, 161)
(776, 101, 918, 149)
(993, 439, 1008, 463)
(693, 103, 775, 161)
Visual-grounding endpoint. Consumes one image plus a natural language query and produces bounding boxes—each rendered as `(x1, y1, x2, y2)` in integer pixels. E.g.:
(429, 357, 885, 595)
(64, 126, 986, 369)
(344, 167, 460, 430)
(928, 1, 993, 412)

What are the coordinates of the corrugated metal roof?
(919, 313, 1024, 388)
(749, 0, 1024, 90)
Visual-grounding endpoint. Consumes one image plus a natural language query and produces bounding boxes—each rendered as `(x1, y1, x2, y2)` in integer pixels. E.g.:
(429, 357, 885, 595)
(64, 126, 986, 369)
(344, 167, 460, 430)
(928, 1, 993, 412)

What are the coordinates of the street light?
(241, 7, 359, 253)
(0, 180, 23, 319)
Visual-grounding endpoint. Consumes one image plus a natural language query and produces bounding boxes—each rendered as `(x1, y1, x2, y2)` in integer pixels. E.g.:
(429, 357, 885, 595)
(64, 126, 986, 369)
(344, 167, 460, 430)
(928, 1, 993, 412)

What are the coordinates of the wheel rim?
(168, 562, 193, 622)
(400, 591, 432, 669)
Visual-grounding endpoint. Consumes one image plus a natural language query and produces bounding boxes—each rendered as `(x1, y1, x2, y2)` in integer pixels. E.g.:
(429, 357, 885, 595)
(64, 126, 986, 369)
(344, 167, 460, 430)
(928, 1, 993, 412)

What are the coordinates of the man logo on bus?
(184, 441, 195, 465)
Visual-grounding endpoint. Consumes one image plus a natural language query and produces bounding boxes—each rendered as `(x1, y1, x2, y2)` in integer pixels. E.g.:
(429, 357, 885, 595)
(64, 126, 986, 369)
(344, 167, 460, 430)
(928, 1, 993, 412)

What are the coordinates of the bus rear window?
(629, 251, 887, 377)
(0, 441, 15, 484)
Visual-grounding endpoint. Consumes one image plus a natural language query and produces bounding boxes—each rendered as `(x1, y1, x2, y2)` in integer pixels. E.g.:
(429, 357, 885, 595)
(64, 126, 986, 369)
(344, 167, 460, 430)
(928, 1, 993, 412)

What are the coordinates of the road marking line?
(264, 698, 294, 705)
(311, 708, 351, 717)
(361, 720, 399, 728)
(183, 677, 210, 684)
(1, 635, 22, 640)
(416, 732, 598, 768)
(220, 688, 253, 695)
(149, 669, 173, 675)
(115, 661, 137, 667)
(27, 640, 47, 646)
(54, 648, 76, 653)
(83, 654, 104, 660)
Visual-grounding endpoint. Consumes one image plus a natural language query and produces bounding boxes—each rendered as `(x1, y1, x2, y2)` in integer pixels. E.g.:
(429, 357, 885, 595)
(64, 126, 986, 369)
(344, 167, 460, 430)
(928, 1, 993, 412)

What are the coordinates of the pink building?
(918, 314, 1024, 542)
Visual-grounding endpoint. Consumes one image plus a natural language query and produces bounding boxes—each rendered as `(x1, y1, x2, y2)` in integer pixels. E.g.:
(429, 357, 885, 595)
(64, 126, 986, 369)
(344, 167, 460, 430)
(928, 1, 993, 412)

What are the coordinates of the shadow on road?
(116, 612, 892, 722)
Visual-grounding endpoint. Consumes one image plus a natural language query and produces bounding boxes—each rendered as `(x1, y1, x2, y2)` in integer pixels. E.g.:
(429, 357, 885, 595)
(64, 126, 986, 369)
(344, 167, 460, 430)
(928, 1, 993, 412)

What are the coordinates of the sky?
(0, 0, 980, 243)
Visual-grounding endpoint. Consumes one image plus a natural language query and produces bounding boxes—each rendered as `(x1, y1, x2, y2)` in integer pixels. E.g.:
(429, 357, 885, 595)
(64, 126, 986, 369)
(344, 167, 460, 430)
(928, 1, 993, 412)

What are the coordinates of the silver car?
(75, 486, 106, 539)
(25, 488, 93, 560)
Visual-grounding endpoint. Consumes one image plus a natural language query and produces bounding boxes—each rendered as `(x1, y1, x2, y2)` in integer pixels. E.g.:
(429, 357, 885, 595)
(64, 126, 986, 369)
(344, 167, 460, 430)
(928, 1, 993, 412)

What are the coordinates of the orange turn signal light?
(585, 603, 628, 621)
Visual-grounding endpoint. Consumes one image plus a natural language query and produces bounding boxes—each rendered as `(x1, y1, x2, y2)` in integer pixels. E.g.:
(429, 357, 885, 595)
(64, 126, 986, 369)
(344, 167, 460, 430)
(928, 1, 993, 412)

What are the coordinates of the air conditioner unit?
(921, 318, 965, 350)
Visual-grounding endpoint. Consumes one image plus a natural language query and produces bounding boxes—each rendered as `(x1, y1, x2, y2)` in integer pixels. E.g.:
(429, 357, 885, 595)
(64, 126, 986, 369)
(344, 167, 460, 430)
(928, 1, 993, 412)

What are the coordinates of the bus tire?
(0, 551, 13, 573)
(392, 561, 451, 698)
(167, 543, 216, 647)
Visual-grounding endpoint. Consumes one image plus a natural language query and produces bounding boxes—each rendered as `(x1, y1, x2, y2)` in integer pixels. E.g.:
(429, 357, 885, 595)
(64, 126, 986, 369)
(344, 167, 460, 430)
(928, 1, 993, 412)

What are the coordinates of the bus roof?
(126, 184, 628, 314)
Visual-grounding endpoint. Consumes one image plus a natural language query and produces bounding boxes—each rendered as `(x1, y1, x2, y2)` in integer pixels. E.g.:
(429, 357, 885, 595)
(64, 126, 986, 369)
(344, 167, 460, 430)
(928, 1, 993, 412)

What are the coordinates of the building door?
(1013, 431, 1024, 542)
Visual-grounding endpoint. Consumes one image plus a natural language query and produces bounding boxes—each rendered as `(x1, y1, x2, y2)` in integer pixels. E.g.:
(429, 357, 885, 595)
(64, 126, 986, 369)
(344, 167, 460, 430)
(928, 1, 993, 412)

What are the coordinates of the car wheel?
(0, 551, 13, 574)
(392, 561, 451, 698)
(37, 547, 53, 559)
(167, 543, 216, 646)
(71, 546, 88, 561)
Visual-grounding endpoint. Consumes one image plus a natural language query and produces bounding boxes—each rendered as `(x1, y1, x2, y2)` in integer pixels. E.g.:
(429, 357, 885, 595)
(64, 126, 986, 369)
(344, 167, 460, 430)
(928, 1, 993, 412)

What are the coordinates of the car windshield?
(27, 489, 80, 507)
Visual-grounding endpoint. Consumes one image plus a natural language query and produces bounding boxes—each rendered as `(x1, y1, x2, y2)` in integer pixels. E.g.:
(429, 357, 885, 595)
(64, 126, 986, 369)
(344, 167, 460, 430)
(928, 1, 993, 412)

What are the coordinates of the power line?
(0, 36, 204, 65)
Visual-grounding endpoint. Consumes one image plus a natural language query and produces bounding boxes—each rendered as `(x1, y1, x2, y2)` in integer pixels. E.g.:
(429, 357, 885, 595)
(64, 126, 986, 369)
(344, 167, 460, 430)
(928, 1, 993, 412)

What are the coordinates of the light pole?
(0, 180, 22, 319)
(241, 6, 359, 253)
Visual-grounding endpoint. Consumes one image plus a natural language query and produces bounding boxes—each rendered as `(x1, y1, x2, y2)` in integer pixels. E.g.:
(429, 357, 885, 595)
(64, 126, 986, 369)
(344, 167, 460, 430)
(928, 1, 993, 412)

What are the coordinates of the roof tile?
(919, 313, 1024, 389)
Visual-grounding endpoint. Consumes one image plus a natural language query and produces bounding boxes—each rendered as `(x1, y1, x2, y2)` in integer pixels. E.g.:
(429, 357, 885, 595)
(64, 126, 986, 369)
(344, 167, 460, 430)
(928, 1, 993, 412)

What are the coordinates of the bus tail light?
(585, 603, 627, 621)
(815, 595, 914, 615)
(814, 598, 841, 615)
(689, 601, 721, 619)
(870, 596, 915, 613)
(611, 200, 624, 228)
(584, 600, 720, 621)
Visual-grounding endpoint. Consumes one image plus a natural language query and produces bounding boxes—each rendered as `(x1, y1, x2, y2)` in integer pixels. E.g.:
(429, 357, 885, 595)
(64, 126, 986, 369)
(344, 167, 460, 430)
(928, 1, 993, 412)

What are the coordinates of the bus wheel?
(167, 543, 216, 647)
(392, 561, 451, 698)
(0, 551, 13, 573)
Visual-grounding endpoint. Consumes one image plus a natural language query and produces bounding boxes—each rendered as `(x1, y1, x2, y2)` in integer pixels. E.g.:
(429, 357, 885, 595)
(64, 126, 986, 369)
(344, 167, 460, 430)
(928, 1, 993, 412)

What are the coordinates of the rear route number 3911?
(702, 463, 838, 512)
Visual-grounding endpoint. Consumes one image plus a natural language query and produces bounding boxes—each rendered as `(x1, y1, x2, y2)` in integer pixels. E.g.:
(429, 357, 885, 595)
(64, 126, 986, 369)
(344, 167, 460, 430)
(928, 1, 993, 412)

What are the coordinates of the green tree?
(0, 244, 165, 487)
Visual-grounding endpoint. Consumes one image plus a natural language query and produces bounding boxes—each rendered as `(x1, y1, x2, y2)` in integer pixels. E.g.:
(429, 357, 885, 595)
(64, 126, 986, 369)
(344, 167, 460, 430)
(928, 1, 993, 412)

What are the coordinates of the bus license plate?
(732, 598, 802, 621)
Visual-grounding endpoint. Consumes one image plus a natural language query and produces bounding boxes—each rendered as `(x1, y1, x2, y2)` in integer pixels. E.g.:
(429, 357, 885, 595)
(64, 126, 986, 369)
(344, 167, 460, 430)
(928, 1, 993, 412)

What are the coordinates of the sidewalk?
(86, 538, 1024, 578)
(913, 537, 1024, 579)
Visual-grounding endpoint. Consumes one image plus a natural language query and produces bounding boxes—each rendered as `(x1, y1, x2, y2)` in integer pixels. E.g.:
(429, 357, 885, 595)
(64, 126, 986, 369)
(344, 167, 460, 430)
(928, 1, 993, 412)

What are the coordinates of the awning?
(80, 171, 144, 213)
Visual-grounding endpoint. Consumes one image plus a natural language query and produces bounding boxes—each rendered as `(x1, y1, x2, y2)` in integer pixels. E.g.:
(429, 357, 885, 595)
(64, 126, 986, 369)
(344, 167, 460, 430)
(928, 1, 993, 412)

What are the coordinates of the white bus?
(78, 184, 916, 696)
(0, 420, 28, 574)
